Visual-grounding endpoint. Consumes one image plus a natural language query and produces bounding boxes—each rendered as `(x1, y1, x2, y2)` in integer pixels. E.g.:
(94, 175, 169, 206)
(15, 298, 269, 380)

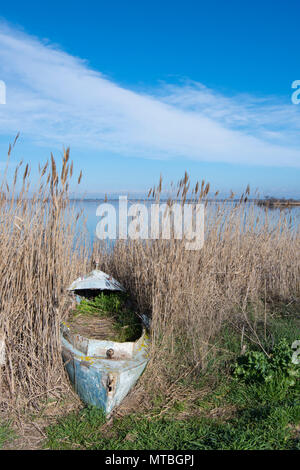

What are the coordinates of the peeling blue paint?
(61, 327, 149, 415)
(61, 270, 149, 415)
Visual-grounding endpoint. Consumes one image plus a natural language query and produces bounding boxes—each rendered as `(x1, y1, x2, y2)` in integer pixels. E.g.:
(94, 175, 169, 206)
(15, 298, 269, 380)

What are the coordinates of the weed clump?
(233, 338, 300, 387)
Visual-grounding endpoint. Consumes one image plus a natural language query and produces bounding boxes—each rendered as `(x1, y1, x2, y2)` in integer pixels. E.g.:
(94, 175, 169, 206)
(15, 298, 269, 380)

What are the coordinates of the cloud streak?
(0, 22, 300, 167)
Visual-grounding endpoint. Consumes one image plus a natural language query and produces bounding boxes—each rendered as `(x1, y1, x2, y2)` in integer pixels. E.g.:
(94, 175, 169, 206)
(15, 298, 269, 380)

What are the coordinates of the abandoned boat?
(61, 270, 149, 415)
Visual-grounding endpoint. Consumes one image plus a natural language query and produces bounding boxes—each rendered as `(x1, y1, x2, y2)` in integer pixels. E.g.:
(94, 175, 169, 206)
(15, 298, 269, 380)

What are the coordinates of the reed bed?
(0, 141, 88, 412)
(94, 176, 300, 393)
(0, 143, 299, 413)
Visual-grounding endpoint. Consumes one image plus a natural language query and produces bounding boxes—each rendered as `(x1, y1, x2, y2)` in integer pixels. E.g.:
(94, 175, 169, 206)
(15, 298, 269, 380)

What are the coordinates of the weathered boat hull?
(62, 269, 150, 414)
(61, 324, 149, 415)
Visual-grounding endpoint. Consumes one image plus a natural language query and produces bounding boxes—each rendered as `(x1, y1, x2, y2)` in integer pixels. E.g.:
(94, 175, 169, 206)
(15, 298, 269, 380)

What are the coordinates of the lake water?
(72, 199, 300, 245)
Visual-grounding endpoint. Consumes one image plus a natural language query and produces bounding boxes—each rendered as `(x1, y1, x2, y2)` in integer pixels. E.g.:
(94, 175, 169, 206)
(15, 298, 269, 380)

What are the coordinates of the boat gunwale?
(61, 331, 149, 371)
(61, 322, 149, 361)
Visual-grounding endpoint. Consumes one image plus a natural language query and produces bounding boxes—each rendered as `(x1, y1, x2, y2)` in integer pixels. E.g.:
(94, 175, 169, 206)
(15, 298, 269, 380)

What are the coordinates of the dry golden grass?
(0, 139, 89, 414)
(0, 141, 299, 417)
(94, 175, 300, 394)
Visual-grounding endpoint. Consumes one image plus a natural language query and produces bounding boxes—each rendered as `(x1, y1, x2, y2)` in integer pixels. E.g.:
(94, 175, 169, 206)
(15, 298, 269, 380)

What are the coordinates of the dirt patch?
(112, 385, 147, 419)
(208, 405, 237, 421)
(2, 388, 82, 450)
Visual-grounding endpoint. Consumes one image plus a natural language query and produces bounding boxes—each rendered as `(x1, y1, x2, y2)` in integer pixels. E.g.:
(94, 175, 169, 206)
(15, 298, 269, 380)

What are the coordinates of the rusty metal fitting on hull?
(106, 348, 114, 359)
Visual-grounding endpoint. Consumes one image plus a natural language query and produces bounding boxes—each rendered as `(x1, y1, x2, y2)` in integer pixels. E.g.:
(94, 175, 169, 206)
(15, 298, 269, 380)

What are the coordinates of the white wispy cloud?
(0, 22, 299, 167)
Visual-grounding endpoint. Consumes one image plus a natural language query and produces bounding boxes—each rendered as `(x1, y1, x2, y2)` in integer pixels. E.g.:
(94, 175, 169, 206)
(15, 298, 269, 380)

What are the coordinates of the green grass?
(45, 338, 300, 450)
(0, 421, 15, 449)
(45, 375, 300, 450)
(45, 307, 300, 450)
(72, 292, 142, 342)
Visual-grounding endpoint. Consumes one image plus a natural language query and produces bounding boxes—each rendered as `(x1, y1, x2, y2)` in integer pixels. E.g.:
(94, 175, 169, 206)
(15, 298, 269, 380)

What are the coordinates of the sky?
(0, 0, 300, 197)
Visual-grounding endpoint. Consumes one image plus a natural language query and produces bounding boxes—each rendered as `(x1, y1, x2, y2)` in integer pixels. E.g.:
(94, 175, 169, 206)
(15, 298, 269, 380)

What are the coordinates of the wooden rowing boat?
(61, 270, 149, 415)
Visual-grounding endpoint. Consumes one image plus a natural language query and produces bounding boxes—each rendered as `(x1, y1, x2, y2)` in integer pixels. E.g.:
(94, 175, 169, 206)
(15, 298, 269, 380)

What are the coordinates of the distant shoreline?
(256, 198, 300, 208)
(69, 197, 300, 203)
(2, 197, 300, 207)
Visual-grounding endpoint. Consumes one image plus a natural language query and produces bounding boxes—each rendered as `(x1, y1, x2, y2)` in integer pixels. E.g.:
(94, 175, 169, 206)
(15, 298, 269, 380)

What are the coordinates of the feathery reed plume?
(0, 139, 87, 412)
(92, 173, 300, 398)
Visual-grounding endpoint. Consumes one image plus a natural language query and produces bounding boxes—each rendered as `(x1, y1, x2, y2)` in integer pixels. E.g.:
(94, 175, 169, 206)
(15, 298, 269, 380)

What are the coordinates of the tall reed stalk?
(0, 140, 88, 411)
(0, 142, 299, 412)
(94, 175, 300, 393)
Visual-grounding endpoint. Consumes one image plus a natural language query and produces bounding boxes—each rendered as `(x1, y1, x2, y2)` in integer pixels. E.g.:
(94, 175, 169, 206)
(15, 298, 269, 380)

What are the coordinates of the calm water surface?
(72, 200, 300, 244)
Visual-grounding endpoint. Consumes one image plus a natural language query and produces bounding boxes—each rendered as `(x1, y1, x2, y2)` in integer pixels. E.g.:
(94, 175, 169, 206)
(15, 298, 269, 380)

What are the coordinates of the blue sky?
(0, 0, 300, 197)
